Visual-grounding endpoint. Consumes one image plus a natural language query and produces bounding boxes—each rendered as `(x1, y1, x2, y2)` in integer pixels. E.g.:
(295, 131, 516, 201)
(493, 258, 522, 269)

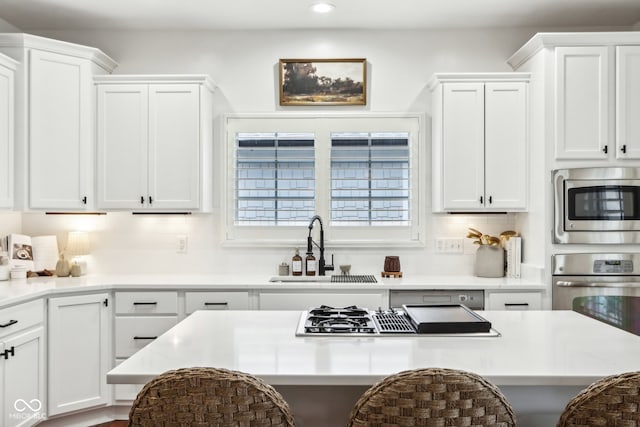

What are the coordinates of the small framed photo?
(279, 58, 367, 106)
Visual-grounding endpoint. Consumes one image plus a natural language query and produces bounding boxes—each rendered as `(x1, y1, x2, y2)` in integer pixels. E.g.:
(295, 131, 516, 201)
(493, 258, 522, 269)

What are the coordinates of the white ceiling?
(0, 0, 639, 31)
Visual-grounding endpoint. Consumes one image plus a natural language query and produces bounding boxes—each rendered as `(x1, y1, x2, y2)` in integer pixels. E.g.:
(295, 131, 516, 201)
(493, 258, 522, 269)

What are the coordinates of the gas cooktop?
(295, 305, 501, 337)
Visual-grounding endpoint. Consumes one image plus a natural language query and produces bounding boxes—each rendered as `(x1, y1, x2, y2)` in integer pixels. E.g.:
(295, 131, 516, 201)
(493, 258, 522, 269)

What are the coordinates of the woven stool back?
(557, 371, 640, 427)
(128, 367, 296, 427)
(347, 367, 516, 427)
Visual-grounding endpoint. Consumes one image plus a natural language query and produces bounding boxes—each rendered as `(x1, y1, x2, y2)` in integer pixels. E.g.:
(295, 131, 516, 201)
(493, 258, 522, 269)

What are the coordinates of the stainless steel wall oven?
(552, 253, 640, 310)
(553, 167, 640, 244)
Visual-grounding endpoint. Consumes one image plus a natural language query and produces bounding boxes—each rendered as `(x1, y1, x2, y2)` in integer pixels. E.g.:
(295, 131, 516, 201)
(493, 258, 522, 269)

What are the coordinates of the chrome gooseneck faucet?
(307, 215, 334, 276)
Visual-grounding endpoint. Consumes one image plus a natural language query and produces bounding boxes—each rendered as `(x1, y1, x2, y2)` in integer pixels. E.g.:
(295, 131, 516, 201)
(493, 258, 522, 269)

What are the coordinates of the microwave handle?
(555, 280, 640, 288)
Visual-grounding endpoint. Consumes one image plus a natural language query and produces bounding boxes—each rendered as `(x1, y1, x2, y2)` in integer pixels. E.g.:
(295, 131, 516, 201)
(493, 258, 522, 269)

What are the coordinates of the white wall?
(14, 27, 587, 275)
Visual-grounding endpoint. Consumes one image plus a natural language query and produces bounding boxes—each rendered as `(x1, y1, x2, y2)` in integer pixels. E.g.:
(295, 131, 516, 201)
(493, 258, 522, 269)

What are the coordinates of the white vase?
(474, 245, 505, 278)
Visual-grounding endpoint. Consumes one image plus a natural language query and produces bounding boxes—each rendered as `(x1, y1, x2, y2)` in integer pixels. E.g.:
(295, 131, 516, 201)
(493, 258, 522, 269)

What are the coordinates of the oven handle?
(555, 280, 640, 288)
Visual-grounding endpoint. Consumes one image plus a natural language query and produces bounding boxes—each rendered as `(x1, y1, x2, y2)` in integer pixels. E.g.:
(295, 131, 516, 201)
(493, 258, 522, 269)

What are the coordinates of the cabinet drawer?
(185, 292, 249, 314)
(115, 291, 178, 315)
(487, 292, 542, 310)
(0, 299, 44, 339)
(114, 316, 178, 358)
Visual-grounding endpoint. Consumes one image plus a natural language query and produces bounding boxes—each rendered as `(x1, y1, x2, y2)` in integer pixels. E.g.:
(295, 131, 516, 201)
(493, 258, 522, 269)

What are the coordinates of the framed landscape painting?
(279, 58, 367, 106)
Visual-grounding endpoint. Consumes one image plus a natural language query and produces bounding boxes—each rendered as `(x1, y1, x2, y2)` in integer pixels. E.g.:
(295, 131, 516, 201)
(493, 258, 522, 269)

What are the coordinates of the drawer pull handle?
(133, 336, 158, 340)
(204, 302, 228, 306)
(504, 303, 529, 307)
(0, 319, 18, 328)
(133, 302, 158, 306)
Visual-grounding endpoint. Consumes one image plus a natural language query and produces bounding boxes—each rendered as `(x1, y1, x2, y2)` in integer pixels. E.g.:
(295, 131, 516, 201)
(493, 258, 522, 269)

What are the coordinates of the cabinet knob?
(621, 145, 627, 154)
(602, 145, 608, 154)
(140, 196, 145, 204)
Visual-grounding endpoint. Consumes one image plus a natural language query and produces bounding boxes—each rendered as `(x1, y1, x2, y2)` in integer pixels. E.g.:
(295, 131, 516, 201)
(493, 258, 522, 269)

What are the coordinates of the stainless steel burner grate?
(331, 275, 377, 283)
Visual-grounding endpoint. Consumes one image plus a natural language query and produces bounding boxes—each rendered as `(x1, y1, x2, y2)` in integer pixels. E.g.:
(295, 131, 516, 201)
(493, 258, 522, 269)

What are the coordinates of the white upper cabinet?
(0, 53, 16, 210)
(509, 34, 640, 162)
(29, 50, 93, 209)
(430, 74, 529, 212)
(0, 33, 117, 211)
(95, 76, 214, 211)
(554, 46, 612, 159)
(616, 45, 640, 159)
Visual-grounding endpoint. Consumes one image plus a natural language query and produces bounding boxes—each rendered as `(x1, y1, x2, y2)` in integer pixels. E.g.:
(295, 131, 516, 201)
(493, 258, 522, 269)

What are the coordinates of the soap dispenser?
(292, 248, 303, 276)
(305, 251, 316, 276)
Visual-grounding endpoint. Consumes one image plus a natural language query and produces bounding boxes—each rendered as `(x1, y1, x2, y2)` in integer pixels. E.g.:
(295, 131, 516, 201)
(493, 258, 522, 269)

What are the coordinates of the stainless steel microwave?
(553, 167, 640, 244)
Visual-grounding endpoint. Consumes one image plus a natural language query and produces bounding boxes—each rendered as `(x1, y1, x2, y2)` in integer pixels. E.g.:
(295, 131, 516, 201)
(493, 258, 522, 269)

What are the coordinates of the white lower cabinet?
(258, 291, 388, 310)
(48, 293, 111, 416)
(486, 291, 542, 310)
(0, 300, 45, 427)
(113, 291, 179, 402)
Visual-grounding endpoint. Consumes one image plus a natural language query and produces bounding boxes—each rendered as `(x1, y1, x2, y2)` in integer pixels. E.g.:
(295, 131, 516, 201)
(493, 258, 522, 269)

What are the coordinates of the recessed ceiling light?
(311, 3, 335, 13)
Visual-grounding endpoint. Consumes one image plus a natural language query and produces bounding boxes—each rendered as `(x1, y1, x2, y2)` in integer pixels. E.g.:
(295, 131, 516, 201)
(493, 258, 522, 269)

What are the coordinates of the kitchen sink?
(269, 275, 378, 283)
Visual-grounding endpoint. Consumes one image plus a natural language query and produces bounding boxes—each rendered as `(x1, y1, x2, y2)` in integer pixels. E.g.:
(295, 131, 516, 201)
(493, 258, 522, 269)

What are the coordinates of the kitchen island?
(107, 309, 640, 427)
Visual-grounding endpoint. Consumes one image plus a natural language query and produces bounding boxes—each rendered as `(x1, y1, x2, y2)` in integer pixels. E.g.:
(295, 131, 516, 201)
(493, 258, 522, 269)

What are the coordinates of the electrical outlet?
(177, 235, 188, 254)
(435, 237, 464, 254)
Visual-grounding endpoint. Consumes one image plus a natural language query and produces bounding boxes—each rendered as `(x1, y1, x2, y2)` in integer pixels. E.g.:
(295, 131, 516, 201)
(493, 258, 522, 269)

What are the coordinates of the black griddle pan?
(403, 304, 492, 334)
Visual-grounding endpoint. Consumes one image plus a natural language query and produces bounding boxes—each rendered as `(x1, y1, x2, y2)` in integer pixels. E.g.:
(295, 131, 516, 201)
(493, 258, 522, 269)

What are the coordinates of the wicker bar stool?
(347, 367, 516, 427)
(557, 371, 640, 427)
(128, 367, 296, 427)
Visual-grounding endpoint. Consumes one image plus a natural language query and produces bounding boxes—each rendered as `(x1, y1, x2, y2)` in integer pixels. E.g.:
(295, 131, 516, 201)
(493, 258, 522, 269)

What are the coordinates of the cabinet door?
(555, 46, 612, 159)
(442, 83, 485, 209)
(148, 84, 200, 209)
(29, 49, 92, 209)
(1, 327, 46, 427)
(0, 61, 14, 209)
(616, 45, 640, 159)
(48, 293, 110, 416)
(96, 84, 149, 209)
(485, 82, 527, 210)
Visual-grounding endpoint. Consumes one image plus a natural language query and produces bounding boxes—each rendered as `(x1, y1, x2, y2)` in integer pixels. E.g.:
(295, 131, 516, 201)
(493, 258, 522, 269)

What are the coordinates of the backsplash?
(9, 212, 519, 276)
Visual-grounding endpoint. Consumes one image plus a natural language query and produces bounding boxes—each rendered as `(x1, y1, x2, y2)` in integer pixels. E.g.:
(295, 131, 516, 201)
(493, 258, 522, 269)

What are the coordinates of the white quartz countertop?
(107, 309, 640, 387)
(0, 273, 545, 308)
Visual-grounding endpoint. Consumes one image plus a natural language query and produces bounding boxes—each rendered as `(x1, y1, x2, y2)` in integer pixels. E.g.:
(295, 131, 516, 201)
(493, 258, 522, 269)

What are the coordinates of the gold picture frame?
(279, 58, 367, 106)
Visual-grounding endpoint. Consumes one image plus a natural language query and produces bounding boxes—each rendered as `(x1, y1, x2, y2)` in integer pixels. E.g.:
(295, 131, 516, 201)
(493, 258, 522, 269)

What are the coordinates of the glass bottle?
(305, 252, 316, 276)
(292, 248, 303, 276)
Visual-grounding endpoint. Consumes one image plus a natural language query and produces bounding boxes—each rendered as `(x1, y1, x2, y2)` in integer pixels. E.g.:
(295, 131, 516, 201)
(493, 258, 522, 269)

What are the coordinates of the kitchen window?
(331, 132, 410, 225)
(225, 115, 424, 246)
(236, 132, 315, 225)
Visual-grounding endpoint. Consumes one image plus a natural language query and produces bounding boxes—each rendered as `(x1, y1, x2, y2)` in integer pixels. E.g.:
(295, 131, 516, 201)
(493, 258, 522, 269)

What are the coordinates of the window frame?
(223, 113, 426, 248)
